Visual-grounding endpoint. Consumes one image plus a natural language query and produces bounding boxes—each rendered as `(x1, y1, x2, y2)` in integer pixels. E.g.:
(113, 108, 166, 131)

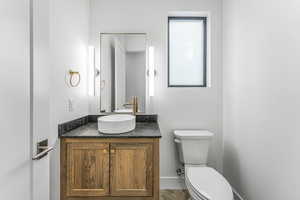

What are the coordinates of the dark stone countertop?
(59, 122, 161, 138)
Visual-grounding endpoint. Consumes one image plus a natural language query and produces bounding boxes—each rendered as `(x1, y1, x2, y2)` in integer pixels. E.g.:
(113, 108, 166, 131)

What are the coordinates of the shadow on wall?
(223, 143, 243, 199)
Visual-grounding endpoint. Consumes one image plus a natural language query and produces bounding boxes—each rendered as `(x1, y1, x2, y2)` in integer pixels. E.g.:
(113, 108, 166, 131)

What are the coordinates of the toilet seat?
(186, 177, 211, 200)
(185, 166, 233, 200)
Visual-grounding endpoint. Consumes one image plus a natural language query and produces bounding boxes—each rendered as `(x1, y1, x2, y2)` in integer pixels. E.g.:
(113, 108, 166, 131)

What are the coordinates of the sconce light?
(148, 46, 155, 97)
(88, 46, 95, 96)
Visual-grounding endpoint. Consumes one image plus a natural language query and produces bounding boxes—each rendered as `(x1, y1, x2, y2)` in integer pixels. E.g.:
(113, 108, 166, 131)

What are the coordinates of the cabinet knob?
(103, 149, 108, 153)
(110, 149, 115, 154)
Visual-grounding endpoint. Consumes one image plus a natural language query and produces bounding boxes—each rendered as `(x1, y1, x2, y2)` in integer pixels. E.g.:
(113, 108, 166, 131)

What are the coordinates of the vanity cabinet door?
(110, 143, 153, 196)
(66, 142, 109, 197)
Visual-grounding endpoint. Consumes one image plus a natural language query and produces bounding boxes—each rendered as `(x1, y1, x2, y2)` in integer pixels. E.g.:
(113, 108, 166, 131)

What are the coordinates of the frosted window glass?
(168, 17, 207, 87)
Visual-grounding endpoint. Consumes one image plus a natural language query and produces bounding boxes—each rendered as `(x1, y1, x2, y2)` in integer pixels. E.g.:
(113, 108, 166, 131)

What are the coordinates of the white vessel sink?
(98, 114, 136, 134)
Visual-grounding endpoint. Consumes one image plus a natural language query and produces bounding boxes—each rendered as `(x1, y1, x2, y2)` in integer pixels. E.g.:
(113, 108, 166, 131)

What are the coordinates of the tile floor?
(160, 190, 190, 200)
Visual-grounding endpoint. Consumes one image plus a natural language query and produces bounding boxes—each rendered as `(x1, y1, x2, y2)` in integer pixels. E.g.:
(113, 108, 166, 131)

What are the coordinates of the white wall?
(49, 0, 90, 199)
(126, 52, 146, 112)
(100, 35, 114, 112)
(223, 0, 300, 199)
(90, 0, 223, 182)
(125, 35, 147, 52)
(114, 38, 127, 110)
(0, 0, 31, 199)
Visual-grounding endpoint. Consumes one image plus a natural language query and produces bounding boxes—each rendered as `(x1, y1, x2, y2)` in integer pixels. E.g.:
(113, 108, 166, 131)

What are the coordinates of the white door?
(32, 0, 51, 199)
(0, 0, 51, 200)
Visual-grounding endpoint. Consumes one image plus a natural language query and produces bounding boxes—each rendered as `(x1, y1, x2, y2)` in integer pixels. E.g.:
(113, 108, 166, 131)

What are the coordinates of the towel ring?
(69, 70, 81, 87)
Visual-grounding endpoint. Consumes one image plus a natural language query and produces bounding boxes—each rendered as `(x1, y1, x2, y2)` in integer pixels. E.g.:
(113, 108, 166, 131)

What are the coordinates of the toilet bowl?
(185, 166, 233, 200)
(174, 130, 233, 200)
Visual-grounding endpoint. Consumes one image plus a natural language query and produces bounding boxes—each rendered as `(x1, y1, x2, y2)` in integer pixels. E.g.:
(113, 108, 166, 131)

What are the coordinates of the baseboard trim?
(232, 187, 245, 200)
(160, 176, 185, 189)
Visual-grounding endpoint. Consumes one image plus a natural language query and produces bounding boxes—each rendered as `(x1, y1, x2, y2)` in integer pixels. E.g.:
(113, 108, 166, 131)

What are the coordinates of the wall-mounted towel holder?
(69, 70, 81, 87)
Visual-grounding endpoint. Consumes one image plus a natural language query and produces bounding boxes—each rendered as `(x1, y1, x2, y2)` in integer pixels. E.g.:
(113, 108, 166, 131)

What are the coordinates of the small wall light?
(148, 46, 155, 97)
(88, 46, 95, 96)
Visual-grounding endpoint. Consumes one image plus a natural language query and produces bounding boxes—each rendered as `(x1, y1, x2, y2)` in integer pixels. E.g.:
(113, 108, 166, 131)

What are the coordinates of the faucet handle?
(123, 102, 133, 106)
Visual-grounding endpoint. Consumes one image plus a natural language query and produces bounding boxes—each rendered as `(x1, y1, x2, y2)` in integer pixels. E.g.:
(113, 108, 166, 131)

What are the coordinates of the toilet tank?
(174, 130, 214, 165)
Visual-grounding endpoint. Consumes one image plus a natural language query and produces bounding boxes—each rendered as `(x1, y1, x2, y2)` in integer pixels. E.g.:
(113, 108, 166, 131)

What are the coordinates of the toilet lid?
(185, 167, 233, 200)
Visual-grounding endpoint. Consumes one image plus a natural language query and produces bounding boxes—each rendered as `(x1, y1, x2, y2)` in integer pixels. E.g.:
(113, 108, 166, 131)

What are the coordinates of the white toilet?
(174, 130, 233, 200)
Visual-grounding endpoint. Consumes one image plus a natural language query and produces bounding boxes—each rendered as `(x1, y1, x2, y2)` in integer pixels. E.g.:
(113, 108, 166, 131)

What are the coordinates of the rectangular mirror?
(100, 33, 147, 113)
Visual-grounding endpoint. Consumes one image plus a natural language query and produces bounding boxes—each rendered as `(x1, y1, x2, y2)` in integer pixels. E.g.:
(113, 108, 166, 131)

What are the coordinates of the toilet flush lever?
(174, 138, 181, 143)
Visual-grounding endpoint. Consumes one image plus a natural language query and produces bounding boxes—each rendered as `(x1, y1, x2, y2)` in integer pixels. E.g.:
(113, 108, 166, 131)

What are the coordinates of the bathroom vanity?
(59, 115, 161, 200)
(58, 33, 161, 200)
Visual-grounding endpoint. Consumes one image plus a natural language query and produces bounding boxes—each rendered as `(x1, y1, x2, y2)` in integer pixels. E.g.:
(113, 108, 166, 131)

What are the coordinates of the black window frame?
(168, 16, 207, 87)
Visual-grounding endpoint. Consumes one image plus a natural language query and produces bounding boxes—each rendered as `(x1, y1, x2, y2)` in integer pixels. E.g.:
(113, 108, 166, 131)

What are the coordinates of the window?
(168, 16, 207, 87)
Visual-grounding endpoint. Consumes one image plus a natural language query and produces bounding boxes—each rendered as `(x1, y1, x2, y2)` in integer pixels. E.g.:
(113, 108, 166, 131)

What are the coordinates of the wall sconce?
(88, 46, 95, 96)
(148, 46, 156, 97)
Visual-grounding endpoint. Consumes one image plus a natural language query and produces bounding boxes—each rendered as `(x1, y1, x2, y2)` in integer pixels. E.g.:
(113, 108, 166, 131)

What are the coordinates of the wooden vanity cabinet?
(110, 143, 153, 196)
(66, 142, 110, 197)
(61, 138, 160, 200)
